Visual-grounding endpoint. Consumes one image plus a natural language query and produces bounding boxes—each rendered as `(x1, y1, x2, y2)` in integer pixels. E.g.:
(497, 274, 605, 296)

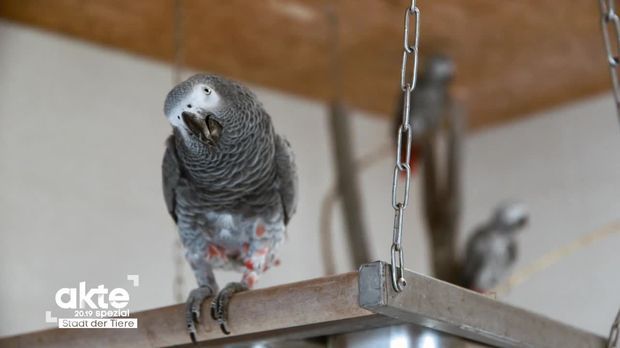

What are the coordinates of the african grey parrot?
(461, 202, 528, 292)
(161, 74, 298, 342)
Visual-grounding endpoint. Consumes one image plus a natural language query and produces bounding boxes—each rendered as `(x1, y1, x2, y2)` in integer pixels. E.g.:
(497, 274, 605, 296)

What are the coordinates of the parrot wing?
(461, 227, 487, 288)
(506, 240, 517, 264)
(162, 135, 181, 223)
(274, 134, 298, 225)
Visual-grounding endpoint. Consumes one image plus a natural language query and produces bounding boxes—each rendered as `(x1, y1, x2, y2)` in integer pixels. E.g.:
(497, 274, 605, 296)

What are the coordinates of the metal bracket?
(358, 261, 606, 348)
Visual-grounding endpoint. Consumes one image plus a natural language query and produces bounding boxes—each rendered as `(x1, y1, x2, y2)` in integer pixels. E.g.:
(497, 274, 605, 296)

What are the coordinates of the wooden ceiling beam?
(0, 0, 611, 129)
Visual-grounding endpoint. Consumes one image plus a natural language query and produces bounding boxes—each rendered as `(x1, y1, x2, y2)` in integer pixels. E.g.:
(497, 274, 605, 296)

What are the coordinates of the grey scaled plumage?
(461, 202, 528, 292)
(161, 74, 298, 342)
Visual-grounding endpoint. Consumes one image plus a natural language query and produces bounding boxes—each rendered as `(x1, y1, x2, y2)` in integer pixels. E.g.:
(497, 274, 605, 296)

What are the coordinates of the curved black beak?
(181, 111, 223, 147)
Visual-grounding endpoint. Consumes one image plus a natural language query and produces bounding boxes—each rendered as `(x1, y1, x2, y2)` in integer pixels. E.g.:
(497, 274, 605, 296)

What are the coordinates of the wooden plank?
(0, 266, 608, 347)
(359, 262, 607, 348)
(0, 1, 610, 129)
(0, 272, 386, 348)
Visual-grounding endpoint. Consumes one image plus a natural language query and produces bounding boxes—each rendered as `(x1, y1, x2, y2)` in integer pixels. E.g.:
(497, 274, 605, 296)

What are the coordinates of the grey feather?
(162, 135, 181, 223)
(274, 135, 298, 225)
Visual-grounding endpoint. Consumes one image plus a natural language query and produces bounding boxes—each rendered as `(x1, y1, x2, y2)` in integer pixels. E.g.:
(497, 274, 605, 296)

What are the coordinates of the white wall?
(1, 20, 619, 338)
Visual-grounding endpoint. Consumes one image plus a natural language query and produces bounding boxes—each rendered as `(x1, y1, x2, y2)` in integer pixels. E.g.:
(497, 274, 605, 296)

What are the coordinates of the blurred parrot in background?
(161, 74, 298, 342)
(393, 56, 466, 283)
(393, 55, 456, 175)
(461, 202, 528, 292)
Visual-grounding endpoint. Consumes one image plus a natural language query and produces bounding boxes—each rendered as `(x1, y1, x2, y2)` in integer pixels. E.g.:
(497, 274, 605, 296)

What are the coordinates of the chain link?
(390, 0, 420, 292)
(598, 0, 620, 122)
(609, 307, 620, 348)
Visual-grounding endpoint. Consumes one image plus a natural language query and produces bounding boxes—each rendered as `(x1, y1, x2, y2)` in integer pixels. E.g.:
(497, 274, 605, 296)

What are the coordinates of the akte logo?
(46, 275, 139, 329)
(55, 282, 129, 309)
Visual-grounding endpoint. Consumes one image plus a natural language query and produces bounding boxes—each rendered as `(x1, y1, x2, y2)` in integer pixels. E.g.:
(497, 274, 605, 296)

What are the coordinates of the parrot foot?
(186, 286, 215, 344)
(210, 282, 248, 335)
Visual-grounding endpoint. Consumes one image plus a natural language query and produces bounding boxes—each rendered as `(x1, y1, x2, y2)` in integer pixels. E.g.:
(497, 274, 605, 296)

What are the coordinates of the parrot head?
(492, 201, 529, 233)
(164, 74, 258, 147)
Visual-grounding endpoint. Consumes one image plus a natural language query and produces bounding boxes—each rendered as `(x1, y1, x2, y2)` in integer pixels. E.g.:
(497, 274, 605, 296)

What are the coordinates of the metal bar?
(358, 261, 606, 348)
(329, 323, 490, 348)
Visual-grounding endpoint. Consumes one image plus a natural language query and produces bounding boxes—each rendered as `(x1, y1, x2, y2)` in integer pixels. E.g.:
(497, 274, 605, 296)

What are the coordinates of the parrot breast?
(179, 207, 286, 273)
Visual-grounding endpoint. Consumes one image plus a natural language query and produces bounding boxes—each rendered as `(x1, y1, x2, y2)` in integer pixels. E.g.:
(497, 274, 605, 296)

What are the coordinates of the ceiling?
(0, 0, 611, 129)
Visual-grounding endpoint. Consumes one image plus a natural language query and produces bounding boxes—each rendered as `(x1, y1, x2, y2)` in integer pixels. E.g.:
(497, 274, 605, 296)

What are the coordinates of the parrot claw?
(185, 286, 215, 344)
(220, 322, 231, 335)
(210, 304, 217, 321)
(210, 282, 248, 335)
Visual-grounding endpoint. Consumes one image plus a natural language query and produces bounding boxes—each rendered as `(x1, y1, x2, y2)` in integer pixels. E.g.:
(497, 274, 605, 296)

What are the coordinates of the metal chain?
(598, 0, 620, 122)
(390, 0, 420, 292)
(609, 307, 620, 348)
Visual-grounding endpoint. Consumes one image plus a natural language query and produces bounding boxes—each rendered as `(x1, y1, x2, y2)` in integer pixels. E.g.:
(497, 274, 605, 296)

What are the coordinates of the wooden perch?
(0, 262, 607, 348)
(0, 273, 386, 348)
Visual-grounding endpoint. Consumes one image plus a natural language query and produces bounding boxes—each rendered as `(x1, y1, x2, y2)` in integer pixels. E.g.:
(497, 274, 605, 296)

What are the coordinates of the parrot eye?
(204, 87, 212, 95)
